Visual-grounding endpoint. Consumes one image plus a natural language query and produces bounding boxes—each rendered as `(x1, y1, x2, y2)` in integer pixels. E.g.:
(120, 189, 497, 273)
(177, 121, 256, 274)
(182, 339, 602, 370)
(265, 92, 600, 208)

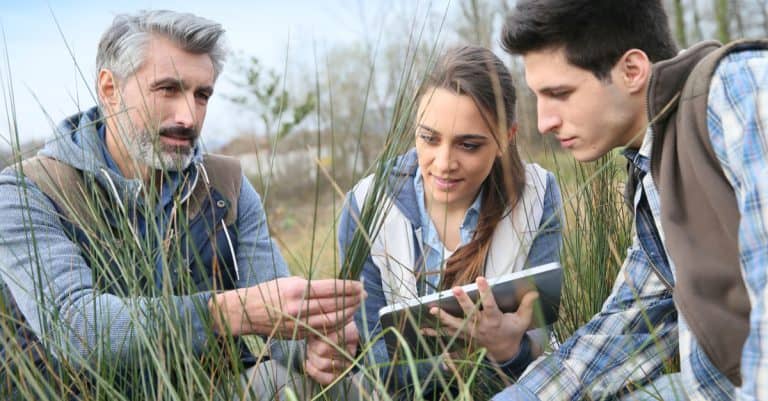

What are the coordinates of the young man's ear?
(615, 49, 651, 94)
(97, 69, 120, 109)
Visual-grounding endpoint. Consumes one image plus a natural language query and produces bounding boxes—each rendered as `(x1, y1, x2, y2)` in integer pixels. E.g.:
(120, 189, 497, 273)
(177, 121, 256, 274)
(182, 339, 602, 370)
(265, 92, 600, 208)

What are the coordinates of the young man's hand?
(209, 277, 363, 337)
(304, 320, 359, 385)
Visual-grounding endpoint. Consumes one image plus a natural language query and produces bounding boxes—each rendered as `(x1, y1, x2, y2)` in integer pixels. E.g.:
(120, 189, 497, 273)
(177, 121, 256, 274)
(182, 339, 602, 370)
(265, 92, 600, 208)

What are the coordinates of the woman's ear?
(98, 69, 119, 109)
(507, 123, 518, 142)
(497, 123, 518, 157)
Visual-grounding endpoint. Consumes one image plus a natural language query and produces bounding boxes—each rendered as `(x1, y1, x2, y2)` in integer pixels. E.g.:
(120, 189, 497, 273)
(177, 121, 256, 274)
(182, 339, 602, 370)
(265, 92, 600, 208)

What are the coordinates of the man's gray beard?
(124, 127, 196, 172)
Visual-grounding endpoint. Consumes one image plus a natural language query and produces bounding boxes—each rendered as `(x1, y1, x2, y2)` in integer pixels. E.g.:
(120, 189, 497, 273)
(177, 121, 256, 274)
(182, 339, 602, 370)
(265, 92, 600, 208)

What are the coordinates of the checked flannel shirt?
(493, 49, 768, 401)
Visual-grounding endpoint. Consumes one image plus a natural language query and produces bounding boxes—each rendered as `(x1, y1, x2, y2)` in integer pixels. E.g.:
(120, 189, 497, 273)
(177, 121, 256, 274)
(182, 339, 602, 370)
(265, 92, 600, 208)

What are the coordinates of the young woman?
(338, 45, 563, 398)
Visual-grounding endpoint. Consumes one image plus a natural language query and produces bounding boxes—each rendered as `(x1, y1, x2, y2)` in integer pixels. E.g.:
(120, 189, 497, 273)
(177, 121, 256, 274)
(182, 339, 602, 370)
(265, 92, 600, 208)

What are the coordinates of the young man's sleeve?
(706, 49, 768, 401)
(493, 231, 678, 400)
(0, 174, 213, 366)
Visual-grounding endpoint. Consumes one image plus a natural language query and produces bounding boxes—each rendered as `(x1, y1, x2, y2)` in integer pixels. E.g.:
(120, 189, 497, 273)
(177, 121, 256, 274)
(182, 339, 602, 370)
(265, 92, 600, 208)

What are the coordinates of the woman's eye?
(418, 132, 437, 144)
(460, 142, 480, 151)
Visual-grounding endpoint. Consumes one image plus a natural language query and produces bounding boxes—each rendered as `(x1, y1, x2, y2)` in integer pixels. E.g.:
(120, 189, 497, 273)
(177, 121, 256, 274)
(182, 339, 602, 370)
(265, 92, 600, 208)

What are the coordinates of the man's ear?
(98, 69, 119, 108)
(615, 49, 651, 95)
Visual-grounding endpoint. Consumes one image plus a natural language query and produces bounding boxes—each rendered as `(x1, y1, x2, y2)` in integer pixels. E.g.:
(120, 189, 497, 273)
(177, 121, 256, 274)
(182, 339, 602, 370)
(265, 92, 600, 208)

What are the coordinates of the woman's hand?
(424, 276, 539, 363)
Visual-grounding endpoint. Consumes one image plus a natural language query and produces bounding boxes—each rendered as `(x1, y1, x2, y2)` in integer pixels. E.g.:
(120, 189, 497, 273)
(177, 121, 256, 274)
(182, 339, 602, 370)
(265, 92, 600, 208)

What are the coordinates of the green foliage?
(552, 153, 632, 340)
(227, 56, 316, 141)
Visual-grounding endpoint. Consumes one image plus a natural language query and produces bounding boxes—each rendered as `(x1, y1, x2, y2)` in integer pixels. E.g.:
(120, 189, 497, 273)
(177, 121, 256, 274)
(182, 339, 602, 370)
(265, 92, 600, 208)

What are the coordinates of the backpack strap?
(186, 154, 243, 226)
(12, 156, 108, 234)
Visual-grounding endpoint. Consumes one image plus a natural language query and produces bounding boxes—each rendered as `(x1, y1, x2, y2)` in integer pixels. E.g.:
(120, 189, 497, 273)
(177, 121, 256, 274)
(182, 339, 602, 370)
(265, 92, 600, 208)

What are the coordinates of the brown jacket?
(636, 39, 768, 385)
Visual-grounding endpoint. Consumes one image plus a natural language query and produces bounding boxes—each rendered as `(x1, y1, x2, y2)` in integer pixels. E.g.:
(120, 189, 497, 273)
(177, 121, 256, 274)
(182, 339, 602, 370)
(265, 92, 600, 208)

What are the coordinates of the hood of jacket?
(381, 148, 422, 227)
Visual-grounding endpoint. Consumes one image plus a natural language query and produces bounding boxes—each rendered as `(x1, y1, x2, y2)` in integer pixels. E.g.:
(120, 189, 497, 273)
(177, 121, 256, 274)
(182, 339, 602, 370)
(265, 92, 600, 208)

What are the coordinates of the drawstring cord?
(196, 162, 240, 283)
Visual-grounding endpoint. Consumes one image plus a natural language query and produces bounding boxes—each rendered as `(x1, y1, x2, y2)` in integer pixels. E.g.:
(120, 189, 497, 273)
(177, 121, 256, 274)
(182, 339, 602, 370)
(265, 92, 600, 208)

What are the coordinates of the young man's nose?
(537, 100, 562, 135)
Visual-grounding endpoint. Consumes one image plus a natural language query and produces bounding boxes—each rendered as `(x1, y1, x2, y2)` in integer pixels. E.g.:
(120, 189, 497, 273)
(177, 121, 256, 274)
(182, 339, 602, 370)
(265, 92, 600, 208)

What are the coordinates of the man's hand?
(304, 320, 359, 385)
(209, 277, 363, 337)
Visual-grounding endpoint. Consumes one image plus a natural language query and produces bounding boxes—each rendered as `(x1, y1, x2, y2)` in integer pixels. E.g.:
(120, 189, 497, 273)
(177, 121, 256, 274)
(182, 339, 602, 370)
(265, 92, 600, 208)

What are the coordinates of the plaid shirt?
(493, 49, 767, 401)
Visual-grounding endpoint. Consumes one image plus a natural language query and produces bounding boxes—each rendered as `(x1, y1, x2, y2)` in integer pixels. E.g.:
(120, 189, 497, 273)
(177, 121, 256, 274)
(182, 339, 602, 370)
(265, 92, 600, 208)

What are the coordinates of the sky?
(0, 0, 450, 150)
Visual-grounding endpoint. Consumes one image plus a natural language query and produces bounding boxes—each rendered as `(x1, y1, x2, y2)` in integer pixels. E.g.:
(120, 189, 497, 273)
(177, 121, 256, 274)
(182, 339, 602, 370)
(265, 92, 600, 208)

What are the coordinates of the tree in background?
(226, 55, 315, 142)
(714, 0, 732, 42)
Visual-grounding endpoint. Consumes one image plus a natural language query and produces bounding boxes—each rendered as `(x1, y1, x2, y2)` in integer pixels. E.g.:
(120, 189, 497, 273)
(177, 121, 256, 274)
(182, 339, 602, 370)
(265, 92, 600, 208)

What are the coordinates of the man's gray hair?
(96, 10, 227, 89)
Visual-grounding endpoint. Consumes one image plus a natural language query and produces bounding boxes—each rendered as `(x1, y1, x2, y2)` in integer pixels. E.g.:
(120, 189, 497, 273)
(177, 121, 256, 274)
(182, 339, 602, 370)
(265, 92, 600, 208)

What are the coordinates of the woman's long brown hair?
(418, 46, 526, 289)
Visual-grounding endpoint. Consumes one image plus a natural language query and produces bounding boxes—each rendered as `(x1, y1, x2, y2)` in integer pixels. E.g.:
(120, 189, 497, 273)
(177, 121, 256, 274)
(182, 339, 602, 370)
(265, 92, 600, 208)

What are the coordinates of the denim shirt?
(339, 149, 563, 398)
(96, 124, 188, 290)
(413, 165, 482, 294)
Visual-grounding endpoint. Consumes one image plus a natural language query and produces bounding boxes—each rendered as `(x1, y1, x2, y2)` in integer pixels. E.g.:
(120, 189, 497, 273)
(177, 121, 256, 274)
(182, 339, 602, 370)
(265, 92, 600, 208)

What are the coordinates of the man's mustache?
(158, 126, 198, 141)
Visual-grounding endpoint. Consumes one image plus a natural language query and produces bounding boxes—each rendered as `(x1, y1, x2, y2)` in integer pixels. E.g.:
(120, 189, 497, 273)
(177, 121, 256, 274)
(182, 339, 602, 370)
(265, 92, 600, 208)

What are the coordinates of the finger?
(476, 277, 501, 315)
(276, 305, 358, 337)
(430, 307, 464, 331)
(282, 296, 362, 320)
(342, 321, 359, 345)
(305, 305, 360, 333)
(515, 291, 540, 328)
(306, 279, 364, 298)
(421, 327, 439, 337)
(306, 336, 334, 359)
(304, 359, 335, 386)
(452, 286, 477, 317)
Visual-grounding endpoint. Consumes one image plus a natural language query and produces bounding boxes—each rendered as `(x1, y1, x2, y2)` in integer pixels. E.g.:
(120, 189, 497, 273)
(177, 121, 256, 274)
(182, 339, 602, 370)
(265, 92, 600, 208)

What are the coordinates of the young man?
(0, 10, 360, 399)
(496, 1, 767, 400)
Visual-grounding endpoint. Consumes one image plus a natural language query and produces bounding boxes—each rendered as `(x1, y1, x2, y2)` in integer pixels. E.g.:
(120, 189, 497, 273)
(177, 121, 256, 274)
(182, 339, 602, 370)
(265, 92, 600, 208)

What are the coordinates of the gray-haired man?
(0, 10, 360, 399)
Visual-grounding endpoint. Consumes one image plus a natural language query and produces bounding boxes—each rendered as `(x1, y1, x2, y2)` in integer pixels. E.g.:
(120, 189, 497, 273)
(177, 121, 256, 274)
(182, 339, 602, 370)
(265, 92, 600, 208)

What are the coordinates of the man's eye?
(159, 86, 179, 95)
(196, 92, 211, 104)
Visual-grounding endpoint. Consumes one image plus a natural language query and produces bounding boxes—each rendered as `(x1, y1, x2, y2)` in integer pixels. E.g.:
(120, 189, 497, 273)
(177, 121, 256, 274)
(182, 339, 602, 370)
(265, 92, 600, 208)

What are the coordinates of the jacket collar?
(385, 148, 422, 227)
(647, 41, 721, 145)
(38, 106, 203, 210)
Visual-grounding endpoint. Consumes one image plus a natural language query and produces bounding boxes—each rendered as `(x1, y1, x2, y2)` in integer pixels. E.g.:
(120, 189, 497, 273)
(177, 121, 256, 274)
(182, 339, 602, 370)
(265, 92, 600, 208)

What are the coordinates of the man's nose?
(537, 99, 562, 135)
(172, 96, 197, 128)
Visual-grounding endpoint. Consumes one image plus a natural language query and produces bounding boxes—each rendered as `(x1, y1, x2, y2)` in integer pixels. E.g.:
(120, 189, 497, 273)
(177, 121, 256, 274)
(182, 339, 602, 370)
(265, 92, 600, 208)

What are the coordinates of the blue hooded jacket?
(0, 107, 295, 376)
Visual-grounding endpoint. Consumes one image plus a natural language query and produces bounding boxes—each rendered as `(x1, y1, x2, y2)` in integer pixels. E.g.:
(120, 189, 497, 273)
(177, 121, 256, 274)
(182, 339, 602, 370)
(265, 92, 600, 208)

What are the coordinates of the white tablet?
(377, 262, 562, 359)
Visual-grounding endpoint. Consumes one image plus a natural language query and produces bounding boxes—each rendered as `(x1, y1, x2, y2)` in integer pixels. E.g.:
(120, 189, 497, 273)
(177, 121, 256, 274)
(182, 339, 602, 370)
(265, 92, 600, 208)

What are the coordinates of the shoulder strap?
(191, 154, 243, 226)
(12, 156, 107, 233)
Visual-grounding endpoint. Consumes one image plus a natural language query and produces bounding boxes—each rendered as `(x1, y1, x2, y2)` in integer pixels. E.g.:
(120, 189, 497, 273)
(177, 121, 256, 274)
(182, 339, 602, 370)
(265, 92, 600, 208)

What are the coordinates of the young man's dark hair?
(501, 0, 678, 80)
(495, 1, 768, 401)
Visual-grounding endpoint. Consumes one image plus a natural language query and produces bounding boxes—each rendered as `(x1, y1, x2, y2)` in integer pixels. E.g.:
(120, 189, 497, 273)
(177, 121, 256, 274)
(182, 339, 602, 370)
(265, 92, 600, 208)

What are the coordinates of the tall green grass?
(0, 16, 683, 401)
